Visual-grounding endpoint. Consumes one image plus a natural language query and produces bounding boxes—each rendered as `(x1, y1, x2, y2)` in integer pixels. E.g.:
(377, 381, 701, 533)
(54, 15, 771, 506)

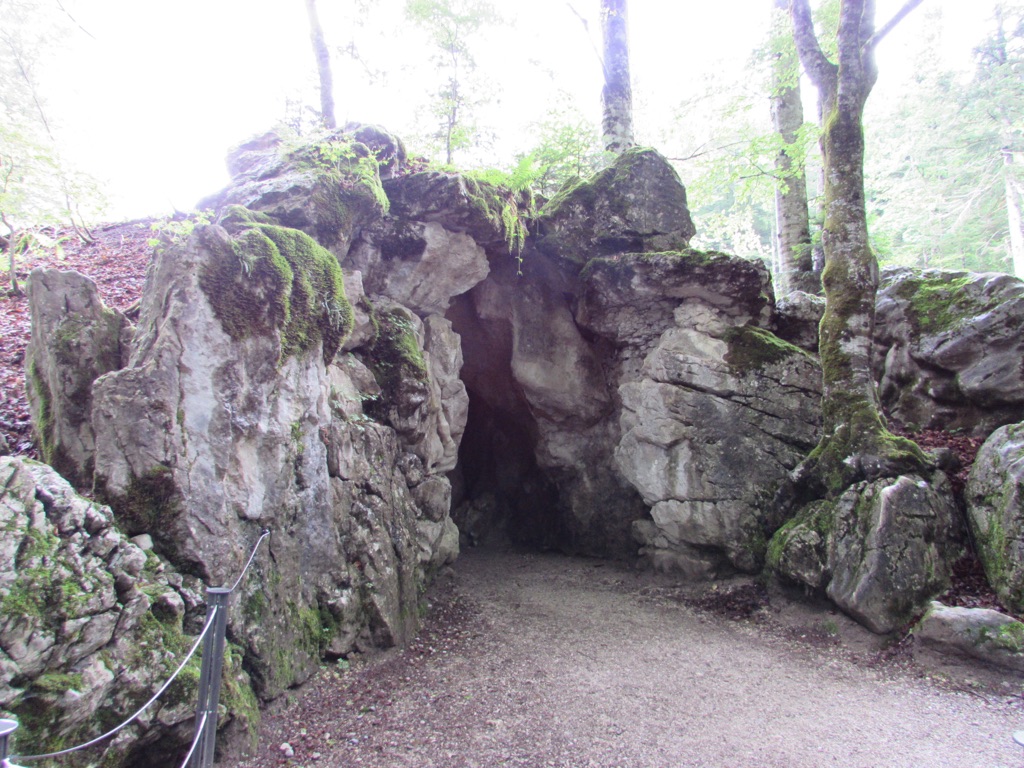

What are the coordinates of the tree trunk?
(600, 0, 634, 155)
(771, 0, 817, 295)
(305, 0, 336, 130)
(1004, 148, 1024, 278)
(786, 0, 927, 500)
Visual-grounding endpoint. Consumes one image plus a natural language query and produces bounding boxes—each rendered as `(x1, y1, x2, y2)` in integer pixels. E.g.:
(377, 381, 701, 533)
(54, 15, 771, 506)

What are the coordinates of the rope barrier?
(177, 711, 208, 768)
(228, 528, 270, 593)
(10, 606, 219, 762)
(8, 527, 271, 764)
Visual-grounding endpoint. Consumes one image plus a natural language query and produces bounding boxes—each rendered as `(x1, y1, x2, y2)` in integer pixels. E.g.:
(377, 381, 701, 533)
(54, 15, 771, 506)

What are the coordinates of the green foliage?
(463, 163, 534, 268)
(147, 210, 213, 249)
(0, 0, 103, 241)
(865, 5, 1023, 273)
(512, 103, 607, 198)
(404, 0, 501, 164)
(663, 60, 786, 265)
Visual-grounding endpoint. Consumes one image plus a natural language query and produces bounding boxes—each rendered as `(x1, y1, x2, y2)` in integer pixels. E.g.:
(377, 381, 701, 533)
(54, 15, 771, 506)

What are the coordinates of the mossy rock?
(382, 171, 530, 252)
(363, 306, 429, 406)
(535, 147, 695, 266)
(888, 269, 1000, 336)
(200, 213, 354, 365)
(723, 325, 816, 372)
(765, 499, 835, 590)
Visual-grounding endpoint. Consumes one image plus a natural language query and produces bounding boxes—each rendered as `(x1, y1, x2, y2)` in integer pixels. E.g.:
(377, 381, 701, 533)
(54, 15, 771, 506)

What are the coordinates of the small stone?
(130, 534, 154, 551)
(279, 742, 295, 758)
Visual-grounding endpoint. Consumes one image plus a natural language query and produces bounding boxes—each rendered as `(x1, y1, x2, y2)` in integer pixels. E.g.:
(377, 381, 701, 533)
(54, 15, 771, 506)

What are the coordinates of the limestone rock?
(202, 129, 389, 258)
(25, 268, 130, 488)
(0, 456, 253, 765)
(382, 172, 514, 250)
(347, 220, 489, 315)
(966, 422, 1024, 613)
(826, 474, 961, 634)
(914, 601, 1024, 671)
(577, 251, 774, 352)
(875, 267, 1024, 434)
(535, 148, 696, 264)
(617, 321, 822, 573)
(773, 291, 824, 353)
(90, 223, 458, 703)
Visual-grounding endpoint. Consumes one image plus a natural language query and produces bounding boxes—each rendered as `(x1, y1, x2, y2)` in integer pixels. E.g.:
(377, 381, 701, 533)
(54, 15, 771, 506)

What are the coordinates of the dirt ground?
(230, 549, 1024, 768)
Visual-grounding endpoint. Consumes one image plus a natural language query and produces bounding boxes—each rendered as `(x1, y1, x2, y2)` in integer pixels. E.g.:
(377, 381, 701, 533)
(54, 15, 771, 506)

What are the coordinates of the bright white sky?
(35, 0, 999, 221)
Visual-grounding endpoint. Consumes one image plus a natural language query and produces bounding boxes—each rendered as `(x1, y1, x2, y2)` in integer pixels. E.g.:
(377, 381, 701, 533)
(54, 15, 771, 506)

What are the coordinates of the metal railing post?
(0, 718, 17, 761)
(190, 588, 230, 768)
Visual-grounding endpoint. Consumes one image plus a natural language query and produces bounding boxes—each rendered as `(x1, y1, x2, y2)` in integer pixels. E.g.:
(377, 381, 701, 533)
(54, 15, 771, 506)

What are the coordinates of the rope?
(228, 528, 270, 593)
(10, 607, 219, 762)
(9, 526, 271, 763)
(177, 711, 208, 768)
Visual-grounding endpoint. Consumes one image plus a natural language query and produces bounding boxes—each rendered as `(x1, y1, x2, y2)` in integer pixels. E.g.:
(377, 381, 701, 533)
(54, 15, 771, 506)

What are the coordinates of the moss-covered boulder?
(770, 473, 962, 633)
(875, 267, 1024, 435)
(25, 269, 130, 489)
(0, 456, 253, 766)
(914, 601, 1024, 671)
(577, 250, 774, 348)
(381, 171, 525, 253)
(966, 422, 1024, 613)
(534, 147, 696, 266)
(200, 129, 390, 258)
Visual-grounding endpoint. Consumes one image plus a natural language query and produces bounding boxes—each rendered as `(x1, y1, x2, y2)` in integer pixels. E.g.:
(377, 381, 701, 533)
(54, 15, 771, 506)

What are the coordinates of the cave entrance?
(445, 292, 562, 552)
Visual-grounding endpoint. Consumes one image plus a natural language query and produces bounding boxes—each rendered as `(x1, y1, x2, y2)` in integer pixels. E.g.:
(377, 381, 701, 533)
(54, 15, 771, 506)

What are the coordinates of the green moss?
(287, 137, 389, 245)
(723, 325, 814, 372)
(765, 499, 835, 576)
(28, 359, 55, 465)
(578, 249, 730, 285)
(894, 273, 988, 335)
(980, 621, 1024, 653)
(108, 465, 178, 536)
(198, 219, 353, 365)
(363, 307, 428, 398)
(220, 643, 261, 751)
(972, 509, 1024, 611)
(461, 175, 531, 264)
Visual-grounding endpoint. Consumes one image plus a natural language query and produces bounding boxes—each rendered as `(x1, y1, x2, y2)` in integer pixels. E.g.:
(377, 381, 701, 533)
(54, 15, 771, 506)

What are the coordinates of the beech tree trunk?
(788, 0, 927, 498)
(305, 0, 336, 130)
(600, 0, 634, 155)
(771, 0, 817, 295)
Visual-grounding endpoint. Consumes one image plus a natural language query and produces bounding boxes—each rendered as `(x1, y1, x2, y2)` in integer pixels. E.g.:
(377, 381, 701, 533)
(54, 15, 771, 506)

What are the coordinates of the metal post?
(0, 718, 16, 761)
(190, 588, 230, 768)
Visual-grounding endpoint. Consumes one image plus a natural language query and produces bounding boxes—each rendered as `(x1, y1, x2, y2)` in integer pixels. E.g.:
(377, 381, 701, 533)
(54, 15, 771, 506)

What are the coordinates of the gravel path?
(233, 550, 1024, 768)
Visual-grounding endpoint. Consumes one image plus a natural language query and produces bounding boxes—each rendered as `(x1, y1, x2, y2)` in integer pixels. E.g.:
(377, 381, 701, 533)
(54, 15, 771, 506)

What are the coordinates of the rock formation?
(966, 422, 1024, 614)
(14, 124, 1024, 763)
(0, 456, 254, 765)
(874, 267, 1024, 435)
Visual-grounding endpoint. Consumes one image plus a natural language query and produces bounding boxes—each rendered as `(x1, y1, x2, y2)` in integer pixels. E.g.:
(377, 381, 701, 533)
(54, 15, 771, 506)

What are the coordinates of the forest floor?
(230, 549, 1024, 768)
(0, 221, 153, 456)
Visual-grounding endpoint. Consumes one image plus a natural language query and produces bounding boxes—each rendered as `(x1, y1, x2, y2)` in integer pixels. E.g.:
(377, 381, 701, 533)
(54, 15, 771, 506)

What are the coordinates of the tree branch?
(55, 0, 96, 39)
(789, 0, 837, 92)
(866, 0, 926, 52)
(565, 2, 605, 74)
